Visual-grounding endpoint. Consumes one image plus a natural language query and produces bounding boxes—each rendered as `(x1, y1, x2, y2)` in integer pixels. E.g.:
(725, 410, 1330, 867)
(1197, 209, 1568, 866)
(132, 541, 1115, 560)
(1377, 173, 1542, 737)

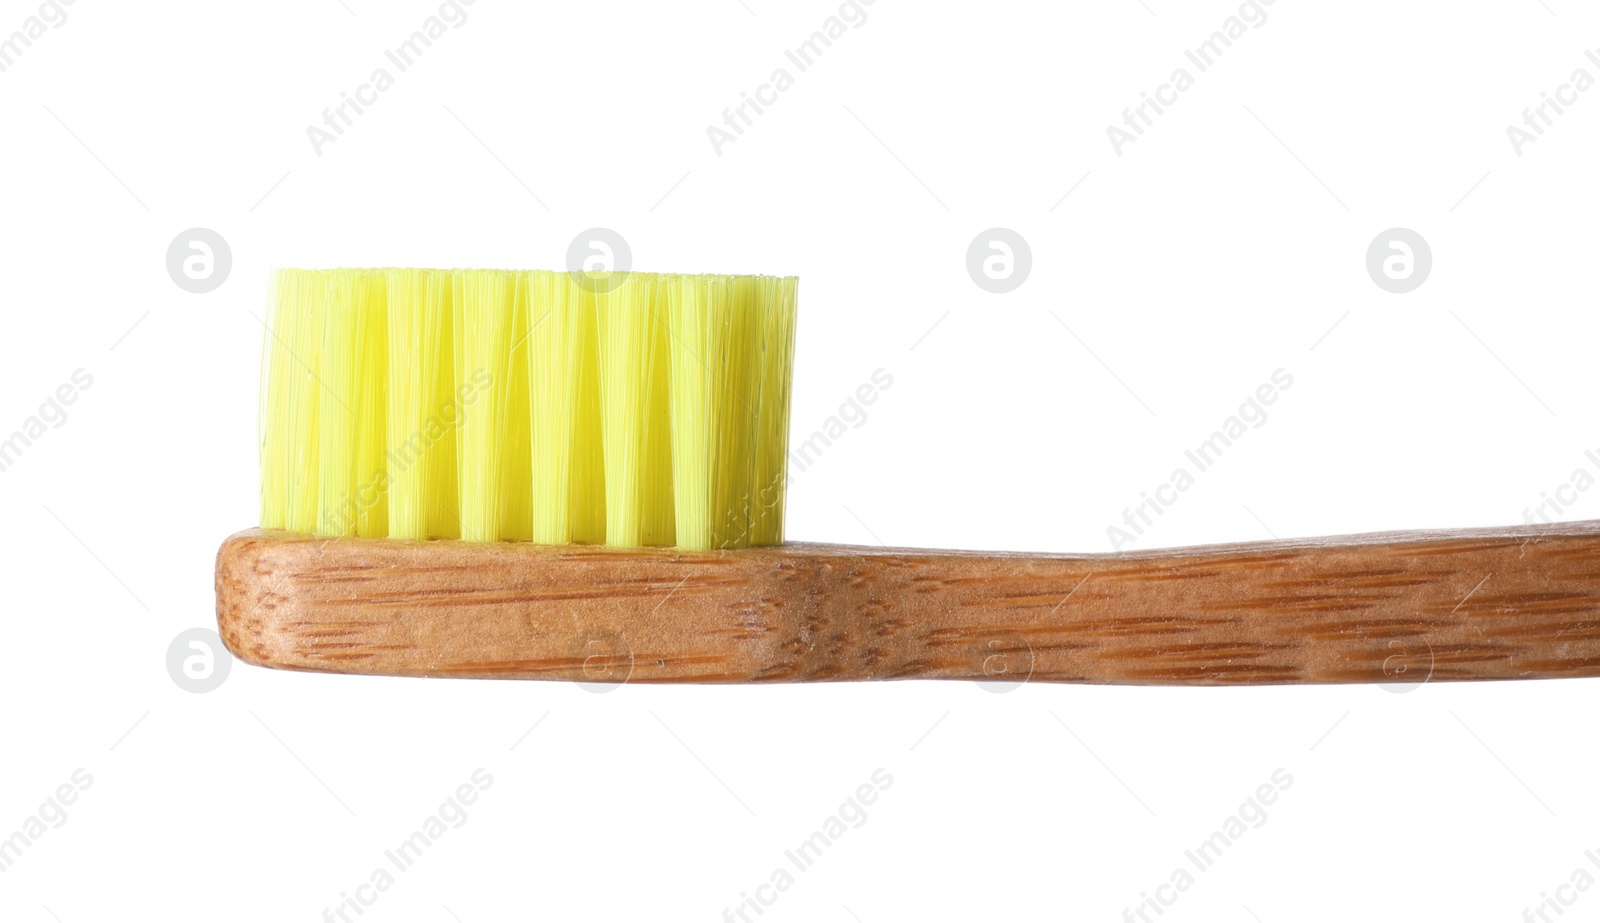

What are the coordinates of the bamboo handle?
(214, 522, 1600, 685)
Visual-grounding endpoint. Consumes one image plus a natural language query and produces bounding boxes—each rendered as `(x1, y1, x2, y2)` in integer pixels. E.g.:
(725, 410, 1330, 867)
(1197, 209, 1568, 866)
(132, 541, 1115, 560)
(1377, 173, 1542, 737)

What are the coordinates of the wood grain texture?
(215, 522, 1600, 685)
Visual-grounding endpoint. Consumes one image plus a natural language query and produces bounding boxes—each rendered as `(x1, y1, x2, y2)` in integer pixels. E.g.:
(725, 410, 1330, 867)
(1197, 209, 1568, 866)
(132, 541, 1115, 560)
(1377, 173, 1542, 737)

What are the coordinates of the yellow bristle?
(454, 270, 532, 542)
(385, 269, 458, 540)
(317, 269, 389, 537)
(526, 270, 608, 544)
(666, 274, 777, 550)
(260, 269, 328, 534)
(751, 275, 798, 546)
(258, 268, 797, 550)
(596, 274, 676, 547)
(569, 280, 609, 544)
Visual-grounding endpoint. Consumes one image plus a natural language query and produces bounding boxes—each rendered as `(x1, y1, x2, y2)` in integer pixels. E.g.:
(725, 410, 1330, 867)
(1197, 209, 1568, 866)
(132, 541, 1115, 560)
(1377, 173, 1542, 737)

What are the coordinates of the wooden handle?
(214, 522, 1600, 685)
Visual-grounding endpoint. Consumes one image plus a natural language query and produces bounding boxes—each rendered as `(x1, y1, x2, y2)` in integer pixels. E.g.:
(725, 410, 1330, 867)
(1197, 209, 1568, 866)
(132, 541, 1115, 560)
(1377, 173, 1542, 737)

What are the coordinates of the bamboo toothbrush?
(217, 268, 1600, 685)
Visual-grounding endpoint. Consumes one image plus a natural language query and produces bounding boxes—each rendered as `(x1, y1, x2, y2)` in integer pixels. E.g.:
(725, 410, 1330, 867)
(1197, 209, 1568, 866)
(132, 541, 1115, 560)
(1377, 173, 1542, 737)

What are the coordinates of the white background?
(2, 0, 1599, 920)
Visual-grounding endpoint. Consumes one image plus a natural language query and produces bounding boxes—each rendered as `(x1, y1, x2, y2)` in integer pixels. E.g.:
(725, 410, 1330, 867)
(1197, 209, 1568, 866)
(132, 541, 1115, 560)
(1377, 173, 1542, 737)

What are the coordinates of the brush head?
(258, 268, 798, 550)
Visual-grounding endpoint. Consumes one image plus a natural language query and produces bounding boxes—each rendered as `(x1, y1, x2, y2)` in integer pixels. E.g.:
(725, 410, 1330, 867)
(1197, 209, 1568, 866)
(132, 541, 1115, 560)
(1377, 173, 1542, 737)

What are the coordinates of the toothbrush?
(217, 268, 1600, 685)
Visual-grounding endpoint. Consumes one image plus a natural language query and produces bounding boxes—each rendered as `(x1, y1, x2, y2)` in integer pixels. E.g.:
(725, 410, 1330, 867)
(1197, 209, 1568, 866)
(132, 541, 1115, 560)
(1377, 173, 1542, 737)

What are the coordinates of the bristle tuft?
(260, 269, 797, 549)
